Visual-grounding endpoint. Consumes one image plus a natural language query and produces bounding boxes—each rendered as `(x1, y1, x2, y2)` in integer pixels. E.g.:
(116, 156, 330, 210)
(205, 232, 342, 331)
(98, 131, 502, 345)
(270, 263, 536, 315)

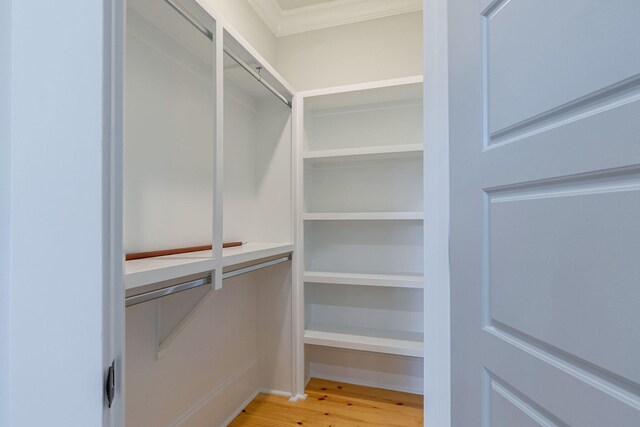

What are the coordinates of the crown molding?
(248, 0, 423, 37)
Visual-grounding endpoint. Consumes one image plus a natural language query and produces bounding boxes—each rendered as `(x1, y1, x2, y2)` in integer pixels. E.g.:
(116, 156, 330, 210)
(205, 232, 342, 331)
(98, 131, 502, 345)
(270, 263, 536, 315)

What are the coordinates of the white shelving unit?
(297, 76, 425, 393)
(123, 9, 294, 292)
(123, 1, 300, 424)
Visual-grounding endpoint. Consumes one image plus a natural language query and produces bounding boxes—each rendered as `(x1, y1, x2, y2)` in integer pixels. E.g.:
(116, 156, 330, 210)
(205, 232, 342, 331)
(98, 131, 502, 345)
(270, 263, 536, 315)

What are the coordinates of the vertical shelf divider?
(213, 22, 225, 290)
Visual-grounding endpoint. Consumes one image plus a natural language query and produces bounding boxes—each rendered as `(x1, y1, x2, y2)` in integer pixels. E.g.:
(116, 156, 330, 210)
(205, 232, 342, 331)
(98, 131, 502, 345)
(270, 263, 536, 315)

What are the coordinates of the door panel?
(490, 181, 640, 383)
(487, 0, 640, 134)
(449, 0, 640, 425)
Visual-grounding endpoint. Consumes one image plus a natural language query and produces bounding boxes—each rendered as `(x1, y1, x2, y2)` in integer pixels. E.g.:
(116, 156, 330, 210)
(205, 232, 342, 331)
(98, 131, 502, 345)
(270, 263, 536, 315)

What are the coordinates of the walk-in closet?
(120, 0, 424, 425)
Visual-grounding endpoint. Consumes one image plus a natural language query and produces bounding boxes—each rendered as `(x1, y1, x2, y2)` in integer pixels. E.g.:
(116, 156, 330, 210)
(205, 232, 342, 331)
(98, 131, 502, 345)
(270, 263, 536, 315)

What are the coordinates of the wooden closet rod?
(126, 242, 243, 261)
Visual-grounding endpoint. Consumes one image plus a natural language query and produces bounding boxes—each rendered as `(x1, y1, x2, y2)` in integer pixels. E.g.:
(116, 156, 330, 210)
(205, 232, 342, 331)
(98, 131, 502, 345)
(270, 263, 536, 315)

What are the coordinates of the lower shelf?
(304, 324, 424, 358)
(125, 242, 293, 290)
(125, 250, 215, 290)
(304, 271, 423, 288)
(222, 242, 293, 267)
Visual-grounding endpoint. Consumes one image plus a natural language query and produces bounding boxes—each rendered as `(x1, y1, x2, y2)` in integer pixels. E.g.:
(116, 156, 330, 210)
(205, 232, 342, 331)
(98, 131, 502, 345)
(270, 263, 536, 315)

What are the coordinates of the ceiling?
(248, 0, 422, 37)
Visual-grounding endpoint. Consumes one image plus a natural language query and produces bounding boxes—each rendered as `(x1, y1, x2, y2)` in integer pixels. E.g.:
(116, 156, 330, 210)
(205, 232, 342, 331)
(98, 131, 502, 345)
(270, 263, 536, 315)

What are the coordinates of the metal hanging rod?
(223, 48, 292, 108)
(222, 255, 292, 281)
(125, 255, 292, 307)
(163, 0, 213, 40)
(163, 0, 292, 108)
(126, 273, 213, 307)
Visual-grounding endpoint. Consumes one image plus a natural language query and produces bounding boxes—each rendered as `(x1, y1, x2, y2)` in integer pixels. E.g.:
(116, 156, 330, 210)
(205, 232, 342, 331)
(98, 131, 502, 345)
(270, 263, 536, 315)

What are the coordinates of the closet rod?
(223, 48, 293, 108)
(163, 0, 213, 40)
(163, 0, 291, 108)
(222, 255, 292, 281)
(125, 273, 212, 307)
(125, 256, 291, 306)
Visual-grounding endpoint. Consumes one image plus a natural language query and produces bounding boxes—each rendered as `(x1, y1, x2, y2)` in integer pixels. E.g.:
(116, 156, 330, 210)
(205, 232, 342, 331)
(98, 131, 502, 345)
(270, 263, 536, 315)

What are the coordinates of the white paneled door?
(449, 0, 640, 425)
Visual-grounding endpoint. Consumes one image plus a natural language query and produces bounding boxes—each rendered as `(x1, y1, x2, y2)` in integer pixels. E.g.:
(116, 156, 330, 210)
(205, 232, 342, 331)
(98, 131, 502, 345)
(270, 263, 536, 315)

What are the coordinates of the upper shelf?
(301, 76, 423, 111)
(125, 242, 293, 290)
(304, 271, 424, 289)
(303, 143, 423, 162)
(125, 250, 215, 290)
(303, 212, 423, 221)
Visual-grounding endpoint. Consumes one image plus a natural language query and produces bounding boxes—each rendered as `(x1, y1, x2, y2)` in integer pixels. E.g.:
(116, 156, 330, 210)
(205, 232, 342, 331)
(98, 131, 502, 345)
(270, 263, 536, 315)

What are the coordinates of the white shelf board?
(300, 75, 423, 110)
(125, 250, 215, 290)
(222, 242, 293, 267)
(303, 212, 423, 221)
(304, 271, 423, 288)
(304, 323, 424, 358)
(125, 242, 294, 290)
(303, 143, 423, 161)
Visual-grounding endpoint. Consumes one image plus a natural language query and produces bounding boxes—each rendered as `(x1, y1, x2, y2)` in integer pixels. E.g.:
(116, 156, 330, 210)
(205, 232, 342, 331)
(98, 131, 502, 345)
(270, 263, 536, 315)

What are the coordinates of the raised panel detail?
(487, 172, 640, 385)
(485, 0, 640, 136)
(486, 372, 567, 427)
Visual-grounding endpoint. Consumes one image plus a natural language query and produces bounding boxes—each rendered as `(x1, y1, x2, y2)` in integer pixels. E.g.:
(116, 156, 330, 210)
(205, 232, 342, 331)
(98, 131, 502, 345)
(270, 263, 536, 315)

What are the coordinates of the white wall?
(202, 0, 277, 65)
(5, 0, 109, 425)
(0, 0, 11, 425)
(276, 11, 423, 91)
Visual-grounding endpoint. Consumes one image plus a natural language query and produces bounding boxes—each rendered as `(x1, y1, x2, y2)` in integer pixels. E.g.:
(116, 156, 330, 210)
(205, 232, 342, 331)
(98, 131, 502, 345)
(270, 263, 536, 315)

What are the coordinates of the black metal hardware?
(106, 360, 115, 408)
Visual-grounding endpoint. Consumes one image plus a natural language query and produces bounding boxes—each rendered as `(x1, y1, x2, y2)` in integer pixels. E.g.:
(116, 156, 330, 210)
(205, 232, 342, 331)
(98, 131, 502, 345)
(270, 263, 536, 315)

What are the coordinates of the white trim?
(290, 393, 308, 402)
(220, 389, 261, 427)
(170, 359, 258, 426)
(423, 0, 451, 426)
(249, 0, 423, 37)
(105, 0, 125, 424)
(220, 389, 298, 426)
(259, 389, 291, 397)
(292, 93, 307, 398)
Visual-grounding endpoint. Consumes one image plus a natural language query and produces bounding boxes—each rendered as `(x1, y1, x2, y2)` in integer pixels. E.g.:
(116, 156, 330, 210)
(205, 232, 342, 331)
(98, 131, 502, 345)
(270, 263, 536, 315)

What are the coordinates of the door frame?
(423, 0, 451, 425)
(104, 0, 125, 425)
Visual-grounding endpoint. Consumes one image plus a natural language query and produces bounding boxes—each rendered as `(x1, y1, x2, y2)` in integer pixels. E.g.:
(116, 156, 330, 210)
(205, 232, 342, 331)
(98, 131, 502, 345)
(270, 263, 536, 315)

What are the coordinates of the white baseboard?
(223, 389, 297, 424)
(169, 359, 260, 427)
(260, 388, 291, 398)
(289, 393, 307, 402)
(220, 389, 261, 427)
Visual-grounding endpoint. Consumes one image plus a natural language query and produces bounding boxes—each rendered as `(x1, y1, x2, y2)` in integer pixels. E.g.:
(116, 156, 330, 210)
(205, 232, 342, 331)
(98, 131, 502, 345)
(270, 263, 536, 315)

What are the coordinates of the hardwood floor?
(229, 378, 423, 426)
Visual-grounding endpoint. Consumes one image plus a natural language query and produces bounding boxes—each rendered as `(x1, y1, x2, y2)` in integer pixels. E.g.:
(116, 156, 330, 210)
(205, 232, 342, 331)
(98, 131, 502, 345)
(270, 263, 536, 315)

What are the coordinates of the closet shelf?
(303, 143, 423, 162)
(222, 242, 293, 267)
(125, 250, 215, 290)
(304, 271, 423, 288)
(303, 212, 423, 221)
(125, 242, 293, 290)
(304, 323, 424, 358)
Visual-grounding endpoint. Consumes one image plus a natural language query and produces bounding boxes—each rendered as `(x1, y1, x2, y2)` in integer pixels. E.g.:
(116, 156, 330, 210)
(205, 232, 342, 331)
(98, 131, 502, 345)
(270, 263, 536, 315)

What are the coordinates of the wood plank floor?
(229, 378, 423, 426)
